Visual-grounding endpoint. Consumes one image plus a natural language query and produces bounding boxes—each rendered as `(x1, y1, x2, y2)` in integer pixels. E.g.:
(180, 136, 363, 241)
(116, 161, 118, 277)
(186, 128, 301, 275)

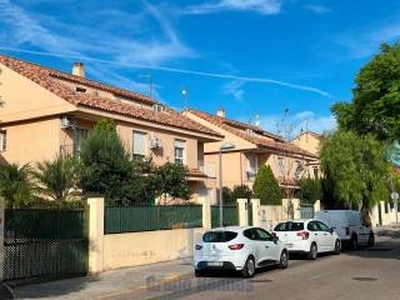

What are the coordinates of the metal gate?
(300, 203, 314, 219)
(4, 208, 88, 286)
(211, 205, 238, 228)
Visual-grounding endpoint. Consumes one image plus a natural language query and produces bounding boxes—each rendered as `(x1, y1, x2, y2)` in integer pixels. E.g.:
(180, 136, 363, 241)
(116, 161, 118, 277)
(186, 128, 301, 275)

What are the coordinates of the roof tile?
(0, 55, 222, 138)
(187, 109, 317, 158)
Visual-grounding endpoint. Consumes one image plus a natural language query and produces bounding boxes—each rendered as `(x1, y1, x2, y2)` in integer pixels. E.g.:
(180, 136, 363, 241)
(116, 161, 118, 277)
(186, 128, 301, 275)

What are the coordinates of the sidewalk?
(14, 258, 194, 300)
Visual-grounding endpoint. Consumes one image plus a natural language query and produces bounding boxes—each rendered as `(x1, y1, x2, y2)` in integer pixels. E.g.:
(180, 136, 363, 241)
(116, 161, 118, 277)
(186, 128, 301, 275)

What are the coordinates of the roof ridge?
(0, 54, 223, 139)
(187, 108, 284, 140)
(0, 54, 156, 105)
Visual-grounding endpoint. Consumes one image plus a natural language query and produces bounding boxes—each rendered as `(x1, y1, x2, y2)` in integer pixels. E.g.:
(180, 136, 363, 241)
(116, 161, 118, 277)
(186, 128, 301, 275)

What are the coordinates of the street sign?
(390, 192, 399, 201)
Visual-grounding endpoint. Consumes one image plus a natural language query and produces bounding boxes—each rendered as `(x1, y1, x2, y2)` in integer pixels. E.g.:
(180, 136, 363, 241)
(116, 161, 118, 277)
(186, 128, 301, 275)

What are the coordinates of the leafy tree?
(0, 163, 35, 208)
(79, 119, 133, 200)
(332, 43, 400, 141)
(232, 184, 254, 200)
(33, 155, 80, 202)
(320, 130, 390, 210)
(221, 186, 234, 204)
(253, 165, 281, 205)
(298, 178, 322, 203)
(155, 162, 189, 200)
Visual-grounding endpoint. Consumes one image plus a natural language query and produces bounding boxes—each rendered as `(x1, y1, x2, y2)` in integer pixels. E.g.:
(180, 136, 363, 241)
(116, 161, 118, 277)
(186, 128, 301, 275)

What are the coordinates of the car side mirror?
(329, 228, 335, 234)
(273, 236, 279, 243)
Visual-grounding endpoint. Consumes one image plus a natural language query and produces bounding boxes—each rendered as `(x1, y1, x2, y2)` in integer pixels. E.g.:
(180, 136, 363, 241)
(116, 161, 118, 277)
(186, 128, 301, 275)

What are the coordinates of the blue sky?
(1, 0, 400, 137)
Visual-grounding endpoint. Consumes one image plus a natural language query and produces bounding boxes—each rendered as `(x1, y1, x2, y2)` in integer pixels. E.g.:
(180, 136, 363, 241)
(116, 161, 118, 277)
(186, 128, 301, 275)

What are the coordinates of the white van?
(314, 210, 374, 250)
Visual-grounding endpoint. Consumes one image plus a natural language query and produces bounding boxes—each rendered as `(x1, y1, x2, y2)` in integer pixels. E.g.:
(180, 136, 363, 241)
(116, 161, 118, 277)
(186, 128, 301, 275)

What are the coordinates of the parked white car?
(194, 226, 289, 278)
(272, 219, 341, 260)
(315, 210, 374, 250)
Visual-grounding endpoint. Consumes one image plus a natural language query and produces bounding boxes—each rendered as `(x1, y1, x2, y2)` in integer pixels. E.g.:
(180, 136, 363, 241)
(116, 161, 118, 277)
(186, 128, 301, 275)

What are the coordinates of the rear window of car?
(202, 231, 238, 243)
(274, 222, 304, 231)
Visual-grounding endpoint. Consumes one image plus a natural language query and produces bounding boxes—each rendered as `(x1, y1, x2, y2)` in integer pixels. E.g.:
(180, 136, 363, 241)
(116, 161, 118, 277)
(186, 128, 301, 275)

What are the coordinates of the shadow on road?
(14, 275, 99, 299)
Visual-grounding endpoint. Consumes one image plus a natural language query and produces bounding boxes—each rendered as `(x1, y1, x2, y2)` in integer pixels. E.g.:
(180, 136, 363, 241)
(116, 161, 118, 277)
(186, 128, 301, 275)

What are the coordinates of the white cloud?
(0, 0, 193, 66)
(255, 110, 336, 138)
(183, 0, 282, 15)
(304, 4, 330, 14)
(336, 20, 400, 58)
(221, 80, 245, 101)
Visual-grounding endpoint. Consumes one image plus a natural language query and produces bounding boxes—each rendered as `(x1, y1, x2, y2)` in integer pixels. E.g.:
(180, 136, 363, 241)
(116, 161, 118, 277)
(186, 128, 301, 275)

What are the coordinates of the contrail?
(0, 46, 331, 97)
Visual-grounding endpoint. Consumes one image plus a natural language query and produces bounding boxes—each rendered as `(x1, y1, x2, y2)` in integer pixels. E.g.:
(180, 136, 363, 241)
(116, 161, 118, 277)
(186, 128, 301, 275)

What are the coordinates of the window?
(274, 221, 304, 232)
(153, 104, 164, 113)
(0, 131, 6, 152)
(243, 229, 257, 240)
(202, 231, 237, 243)
(316, 221, 331, 232)
(277, 157, 285, 177)
(174, 139, 186, 164)
(307, 221, 318, 232)
(255, 228, 273, 241)
(246, 153, 258, 181)
(74, 128, 88, 155)
(294, 160, 303, 180)
(132, 132, 147, 158)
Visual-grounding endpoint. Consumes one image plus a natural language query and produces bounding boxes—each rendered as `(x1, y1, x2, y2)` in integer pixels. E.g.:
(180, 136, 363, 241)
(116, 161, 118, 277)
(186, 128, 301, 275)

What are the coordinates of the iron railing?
(4, 208, 88, 286)
(104, 204, 203, 234)
(211, 205, 238, 228)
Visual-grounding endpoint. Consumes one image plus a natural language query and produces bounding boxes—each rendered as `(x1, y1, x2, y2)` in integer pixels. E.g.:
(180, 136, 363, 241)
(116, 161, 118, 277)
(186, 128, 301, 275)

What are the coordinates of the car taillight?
(297, 231, 310, 240)
(345, 227, 350, 236)
(195, 244, 202, 250)
(228, 243, 244, 250)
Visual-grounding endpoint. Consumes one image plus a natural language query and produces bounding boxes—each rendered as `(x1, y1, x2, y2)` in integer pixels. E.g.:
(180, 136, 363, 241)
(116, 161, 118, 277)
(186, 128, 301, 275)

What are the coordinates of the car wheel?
(334, 239, 341, 255)
(279, 250, 289, 269)
(241, 256, 256, 278)
(368, 232, 375, 246)
(307, 243, 318, 260)
(351, 234, 358, 251)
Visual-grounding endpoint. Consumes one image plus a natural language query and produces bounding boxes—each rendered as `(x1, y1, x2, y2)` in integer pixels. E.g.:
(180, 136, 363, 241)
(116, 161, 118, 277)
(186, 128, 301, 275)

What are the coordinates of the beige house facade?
(0, 55, 223, 202)
(292, 131, 322, 179)
(183, 109, 318, 198)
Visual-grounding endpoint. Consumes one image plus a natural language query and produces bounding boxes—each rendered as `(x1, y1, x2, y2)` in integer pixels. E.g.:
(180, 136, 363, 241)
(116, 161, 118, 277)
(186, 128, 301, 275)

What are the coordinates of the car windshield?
(274, 222, 304, 231)
(202, 231, 238, 243)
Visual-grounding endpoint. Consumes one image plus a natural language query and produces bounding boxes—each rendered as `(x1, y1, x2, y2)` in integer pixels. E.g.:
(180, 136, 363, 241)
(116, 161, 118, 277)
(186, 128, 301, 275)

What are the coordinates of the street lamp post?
(219, 142, 236, 227)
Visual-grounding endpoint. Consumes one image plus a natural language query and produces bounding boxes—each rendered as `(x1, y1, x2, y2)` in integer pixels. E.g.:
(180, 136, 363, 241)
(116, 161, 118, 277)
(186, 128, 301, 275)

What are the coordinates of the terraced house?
(0, 55, 223, 202)
(183, 108, 318, 197)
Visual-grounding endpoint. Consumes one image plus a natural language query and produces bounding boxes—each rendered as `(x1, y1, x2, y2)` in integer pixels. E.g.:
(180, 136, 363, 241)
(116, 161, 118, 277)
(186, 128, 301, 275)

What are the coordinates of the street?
(111, 229, 400, 300)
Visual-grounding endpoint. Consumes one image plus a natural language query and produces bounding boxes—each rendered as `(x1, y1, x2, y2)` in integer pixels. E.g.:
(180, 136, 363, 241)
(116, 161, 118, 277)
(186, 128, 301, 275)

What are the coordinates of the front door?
(316, 221, 335, 251)
(255, 228, 280, 263)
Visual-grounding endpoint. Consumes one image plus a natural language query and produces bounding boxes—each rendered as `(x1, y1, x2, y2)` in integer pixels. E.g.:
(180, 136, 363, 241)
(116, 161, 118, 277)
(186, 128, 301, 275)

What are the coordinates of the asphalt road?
(130, 230, 400, 300)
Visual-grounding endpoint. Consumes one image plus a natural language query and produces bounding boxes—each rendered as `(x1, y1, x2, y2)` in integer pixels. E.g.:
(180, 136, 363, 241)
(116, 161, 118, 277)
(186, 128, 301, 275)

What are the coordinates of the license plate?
(207, 261, 223, 267)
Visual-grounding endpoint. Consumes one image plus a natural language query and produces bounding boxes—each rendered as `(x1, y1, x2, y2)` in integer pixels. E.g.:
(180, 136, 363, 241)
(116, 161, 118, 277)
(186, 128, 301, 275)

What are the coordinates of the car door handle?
(323, 233, 328, 236)
(265, 246, 269, 248)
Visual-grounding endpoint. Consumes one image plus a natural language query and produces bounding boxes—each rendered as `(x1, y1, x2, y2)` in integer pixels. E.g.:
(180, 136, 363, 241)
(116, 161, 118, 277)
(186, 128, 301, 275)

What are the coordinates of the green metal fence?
(104, 204, 203, 234)
(211, 205, 238, 228)
(4, 208, 88, 286)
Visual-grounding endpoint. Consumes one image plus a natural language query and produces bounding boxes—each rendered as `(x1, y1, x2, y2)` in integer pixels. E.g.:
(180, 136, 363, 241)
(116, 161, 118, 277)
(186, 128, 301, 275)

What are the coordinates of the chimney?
(72, 62, 85, 77)
(216, 107, 225, 118)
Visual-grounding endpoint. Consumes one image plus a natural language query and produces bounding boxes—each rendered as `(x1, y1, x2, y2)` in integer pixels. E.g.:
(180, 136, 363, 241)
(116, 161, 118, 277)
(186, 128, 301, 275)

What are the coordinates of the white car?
(272, 219, 341, 260)
(194, 226, 289, 278)
(315, 210, 374, 250)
